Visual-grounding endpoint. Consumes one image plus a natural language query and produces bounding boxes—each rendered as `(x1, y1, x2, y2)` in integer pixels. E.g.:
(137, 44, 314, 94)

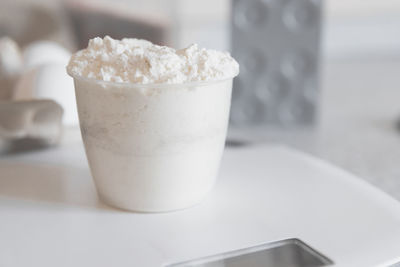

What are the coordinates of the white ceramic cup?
(70, 76, 234, 212)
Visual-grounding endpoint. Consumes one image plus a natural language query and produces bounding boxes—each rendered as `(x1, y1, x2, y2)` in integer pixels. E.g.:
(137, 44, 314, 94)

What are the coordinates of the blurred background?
(0, 0, 400, 199)
(1, 0, 400, 56)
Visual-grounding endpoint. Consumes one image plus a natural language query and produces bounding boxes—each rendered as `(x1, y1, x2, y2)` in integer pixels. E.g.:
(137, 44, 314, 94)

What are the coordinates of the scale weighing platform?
(1, 135, 400, 267)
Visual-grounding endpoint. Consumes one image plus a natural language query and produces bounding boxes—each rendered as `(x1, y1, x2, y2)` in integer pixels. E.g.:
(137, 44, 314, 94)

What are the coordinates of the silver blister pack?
(230, 0, 322, 127)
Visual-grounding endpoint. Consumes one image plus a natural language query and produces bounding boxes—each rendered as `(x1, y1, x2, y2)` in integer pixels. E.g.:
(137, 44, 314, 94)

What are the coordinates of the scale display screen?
(168, 239, 333, 267)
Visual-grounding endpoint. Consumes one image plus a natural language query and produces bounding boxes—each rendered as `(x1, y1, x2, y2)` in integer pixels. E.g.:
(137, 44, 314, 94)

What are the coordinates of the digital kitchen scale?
(1, 135, 400, 267)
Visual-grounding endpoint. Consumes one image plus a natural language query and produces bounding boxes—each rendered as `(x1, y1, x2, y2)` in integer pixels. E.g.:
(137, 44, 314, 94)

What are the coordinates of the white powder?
(67, 36, 239, 84)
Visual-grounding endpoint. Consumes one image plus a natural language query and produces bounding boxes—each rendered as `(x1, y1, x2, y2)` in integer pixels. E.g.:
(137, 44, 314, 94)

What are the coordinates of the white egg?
(15, 63, 78, 126)
(23, 41, 71, 70)
(0, 37, 23, 76)
(0, 37, 22, 100)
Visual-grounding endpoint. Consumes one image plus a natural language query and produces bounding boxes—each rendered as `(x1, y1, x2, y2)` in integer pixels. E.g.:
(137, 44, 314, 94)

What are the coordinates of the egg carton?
(0, 100, 63, 144)
(230, 0, 322, 127)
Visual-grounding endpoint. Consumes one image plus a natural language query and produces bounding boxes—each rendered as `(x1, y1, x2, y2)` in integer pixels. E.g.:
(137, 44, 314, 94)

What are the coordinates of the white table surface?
(1, 131, 400, 267)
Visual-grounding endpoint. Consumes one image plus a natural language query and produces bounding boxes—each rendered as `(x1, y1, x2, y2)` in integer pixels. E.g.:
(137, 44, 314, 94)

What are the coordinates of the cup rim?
(67, 70, 238, 89)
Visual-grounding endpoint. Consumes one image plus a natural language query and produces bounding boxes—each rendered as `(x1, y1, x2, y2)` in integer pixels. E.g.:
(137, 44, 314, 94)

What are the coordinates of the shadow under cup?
(71, 77, 233, 212)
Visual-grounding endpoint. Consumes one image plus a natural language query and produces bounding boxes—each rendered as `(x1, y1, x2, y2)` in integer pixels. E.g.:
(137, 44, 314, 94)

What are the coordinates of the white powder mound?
(67, 36, 239, 84)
